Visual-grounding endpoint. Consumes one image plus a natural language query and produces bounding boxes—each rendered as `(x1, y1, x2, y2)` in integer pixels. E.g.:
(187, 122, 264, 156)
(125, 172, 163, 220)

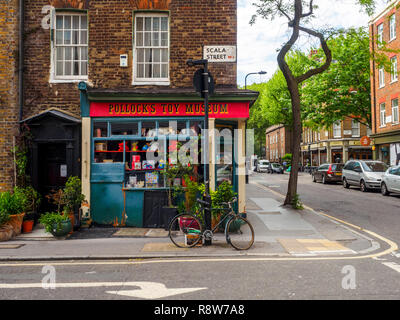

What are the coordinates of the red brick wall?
(0, 0, 19, 191)
(22, 0, 237, 119)
(370, 2, 400, 134)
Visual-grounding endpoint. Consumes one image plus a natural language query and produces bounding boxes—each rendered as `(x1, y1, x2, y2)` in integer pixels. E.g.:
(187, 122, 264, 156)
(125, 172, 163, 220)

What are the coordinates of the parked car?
(342, 160, 389, 192)
(256, 160, 270, 173)
(312, 163, 344, 184)
(269, 163, 284, 174)
(381, 165, 400, 196)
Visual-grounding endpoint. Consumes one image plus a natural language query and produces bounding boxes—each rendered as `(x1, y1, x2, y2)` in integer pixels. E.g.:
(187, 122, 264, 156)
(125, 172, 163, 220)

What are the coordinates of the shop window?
(158, 120, 187, 135)
(133, 13, 169, 85)
(141, 121, 156, 137)
(111, 122, 139, 136)
(53, 12, 88, 81)
(93, 122, 108, 137)
(94, 140, 124, 163)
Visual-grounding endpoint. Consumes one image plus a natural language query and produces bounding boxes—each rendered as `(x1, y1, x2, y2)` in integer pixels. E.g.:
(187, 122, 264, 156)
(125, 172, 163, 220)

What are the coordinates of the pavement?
(0, 177, 380, 261)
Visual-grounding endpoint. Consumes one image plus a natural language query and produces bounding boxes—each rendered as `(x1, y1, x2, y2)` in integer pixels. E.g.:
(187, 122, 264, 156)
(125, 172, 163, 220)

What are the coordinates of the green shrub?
(0, 191, 25, 216)
(39, 212, 70, 234)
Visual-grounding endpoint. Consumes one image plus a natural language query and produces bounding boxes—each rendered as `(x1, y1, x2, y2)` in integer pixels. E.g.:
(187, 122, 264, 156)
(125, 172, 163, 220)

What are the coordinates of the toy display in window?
(131, 142, 139, 151)
(142, 142, 151, 151)
(118, 142, 129, 152)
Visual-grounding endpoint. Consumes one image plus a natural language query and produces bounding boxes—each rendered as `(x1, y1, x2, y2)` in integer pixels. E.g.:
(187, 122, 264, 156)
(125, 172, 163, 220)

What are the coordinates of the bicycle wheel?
(168, 214, 203, 248)
(225, 216, 254, 250)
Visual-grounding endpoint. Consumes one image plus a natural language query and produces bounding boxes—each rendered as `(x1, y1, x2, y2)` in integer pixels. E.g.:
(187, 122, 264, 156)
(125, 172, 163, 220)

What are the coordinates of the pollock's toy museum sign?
(90, 102, 249, 118)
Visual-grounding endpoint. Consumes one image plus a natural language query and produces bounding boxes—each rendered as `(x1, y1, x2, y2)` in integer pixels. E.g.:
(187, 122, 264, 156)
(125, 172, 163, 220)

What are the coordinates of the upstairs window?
(380, 103, 386, 126)
(351, 119, 360, 137)
(377, 23, 384, 46)
(333, 121, 341, 138)
(133, 13, 169, 85)
(53, 12, 88, 81)
(379, 66, 385, 88)
(391, 56, 398, 82)
(392, 98, 399, 124)
(390, 14, 396, 41)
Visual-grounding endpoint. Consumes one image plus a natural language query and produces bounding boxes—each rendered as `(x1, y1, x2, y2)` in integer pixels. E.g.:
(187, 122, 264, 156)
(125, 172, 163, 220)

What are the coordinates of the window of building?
(133, 13, 169, 85)
(379, 66, 385, 88)
(351, 119, 360, 137)
(391, 56, 398, 82)
(390, 14, 396, 41)
(377, 23, 384, 46)
(380, 103, 386, 126)
(53, 13, 88, 81)
(392, 98, 399, 124)
(333, 121, 341, 138)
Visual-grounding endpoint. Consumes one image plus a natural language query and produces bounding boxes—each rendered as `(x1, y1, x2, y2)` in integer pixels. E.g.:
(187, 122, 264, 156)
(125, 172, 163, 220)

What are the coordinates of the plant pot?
(66, 212, 74, 234)
(22, 220, 34, 233)
(7, 213, 25, 236)
(50, 220, 72, 238)
(0, 224, 14, 242)
(161, 207, 178, 230)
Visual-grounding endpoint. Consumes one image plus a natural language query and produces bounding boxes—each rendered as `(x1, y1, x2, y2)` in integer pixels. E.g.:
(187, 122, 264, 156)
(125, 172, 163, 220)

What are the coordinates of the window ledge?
(379, 85, 386, 89)
(132, 81, 170, 86)
(390, 79, 398, 84)
(49, 78, 88, 84)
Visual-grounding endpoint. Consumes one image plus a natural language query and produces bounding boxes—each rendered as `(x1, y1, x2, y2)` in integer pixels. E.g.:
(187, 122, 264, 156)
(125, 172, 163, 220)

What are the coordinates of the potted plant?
(16, 186, 41, 233)
(22, 212, 35, 233)
(160, 162, 193, 228)
(0, 189, 26, 236)
(61, 176, 85, 232)
(0, 205, 13, 242)
(39, 212, 71, 239)
(208, 181, 237, 230)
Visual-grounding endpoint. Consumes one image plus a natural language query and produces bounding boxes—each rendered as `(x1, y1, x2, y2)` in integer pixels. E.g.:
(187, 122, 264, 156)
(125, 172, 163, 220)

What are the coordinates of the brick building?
(265, 125, 291, 162)
(0, 0, 258, 227)
(369, 0, 400, 166)
(300, 117, 372, 166)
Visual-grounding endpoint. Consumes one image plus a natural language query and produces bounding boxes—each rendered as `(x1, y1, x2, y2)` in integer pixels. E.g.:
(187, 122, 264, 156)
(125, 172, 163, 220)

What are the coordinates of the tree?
(250, 0, 379, 208)
(302, 28, 372, 129)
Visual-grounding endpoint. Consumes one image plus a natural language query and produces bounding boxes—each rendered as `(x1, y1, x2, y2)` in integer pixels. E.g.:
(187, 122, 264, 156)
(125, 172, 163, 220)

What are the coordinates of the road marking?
(0, 281, 207, 299)
(382, 262, 400, 274)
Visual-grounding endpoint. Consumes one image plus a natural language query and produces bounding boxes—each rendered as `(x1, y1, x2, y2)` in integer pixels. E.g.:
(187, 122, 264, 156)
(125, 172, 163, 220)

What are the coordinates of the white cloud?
(238, 0, 389, 87)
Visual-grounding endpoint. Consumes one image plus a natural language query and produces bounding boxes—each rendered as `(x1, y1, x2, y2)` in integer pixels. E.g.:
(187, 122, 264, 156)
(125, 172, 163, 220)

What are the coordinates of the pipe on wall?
(19, 0, 24, 122)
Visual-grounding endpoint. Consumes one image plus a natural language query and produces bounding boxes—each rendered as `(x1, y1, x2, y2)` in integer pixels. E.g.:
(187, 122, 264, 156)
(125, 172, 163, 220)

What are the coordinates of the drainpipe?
(371, 23, 377, 160)
(19, 0, 24, 122)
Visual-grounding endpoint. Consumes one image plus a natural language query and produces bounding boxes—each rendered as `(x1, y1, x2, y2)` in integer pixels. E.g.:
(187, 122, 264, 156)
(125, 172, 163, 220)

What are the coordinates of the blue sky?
(237, 0, 389, 87)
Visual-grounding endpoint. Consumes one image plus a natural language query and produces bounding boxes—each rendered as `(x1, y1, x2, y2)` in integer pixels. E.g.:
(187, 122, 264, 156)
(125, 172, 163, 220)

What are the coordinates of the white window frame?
(390, 14, 396, 41)
(391, 56, 398, 82)
(377, 23, 384, 46)
(333, 121, 341, 138)
(50, 11, 88, 83)
(380, 103, 387, 127)
(379, 66, 385, 88)
(351, 119, 360, 137)
(132, 12, 170, 86)
(392, 98, 399, 124)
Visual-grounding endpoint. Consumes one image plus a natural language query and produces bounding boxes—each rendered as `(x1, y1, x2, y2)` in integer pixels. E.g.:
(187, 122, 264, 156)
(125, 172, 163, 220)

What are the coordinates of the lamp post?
(245, 71, 267, 90)
(187, 58, 212, 245)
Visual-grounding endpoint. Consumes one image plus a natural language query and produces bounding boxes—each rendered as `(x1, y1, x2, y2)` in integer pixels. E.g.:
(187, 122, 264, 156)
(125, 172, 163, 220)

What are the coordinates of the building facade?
(0, 0, 258, 227)
(300, 117, 372, 166)
(265, 125, 291, 162)
(370, 0, 400, 166)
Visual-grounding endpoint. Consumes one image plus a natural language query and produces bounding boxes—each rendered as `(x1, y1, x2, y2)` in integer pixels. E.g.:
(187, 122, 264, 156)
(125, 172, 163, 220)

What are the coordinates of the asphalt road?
(251, 171, 400, 246)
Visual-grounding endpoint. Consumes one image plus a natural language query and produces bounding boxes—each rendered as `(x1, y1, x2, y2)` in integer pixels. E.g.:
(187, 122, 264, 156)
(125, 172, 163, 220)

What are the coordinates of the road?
(1, 172, 400, 305)
(251, 171, 400, 246)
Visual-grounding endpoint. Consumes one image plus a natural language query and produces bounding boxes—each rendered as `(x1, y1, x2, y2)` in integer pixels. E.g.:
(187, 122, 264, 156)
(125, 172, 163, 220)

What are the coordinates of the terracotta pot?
(22, 220, 34, 233)
(7, 213, 25, 236)
(0, 224, 14, 242)
(67, 213, 74, 234)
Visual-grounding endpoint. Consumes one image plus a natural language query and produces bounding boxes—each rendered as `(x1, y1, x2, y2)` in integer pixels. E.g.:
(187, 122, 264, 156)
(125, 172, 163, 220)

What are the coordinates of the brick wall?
(22, 0, 237, 119)
(0, 0, 19, 191)
(370, 1, 400, 134)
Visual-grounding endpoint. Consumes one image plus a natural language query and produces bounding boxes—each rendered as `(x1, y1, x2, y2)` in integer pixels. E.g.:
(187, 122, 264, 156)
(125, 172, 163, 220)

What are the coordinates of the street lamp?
(245, 71, 267, 89)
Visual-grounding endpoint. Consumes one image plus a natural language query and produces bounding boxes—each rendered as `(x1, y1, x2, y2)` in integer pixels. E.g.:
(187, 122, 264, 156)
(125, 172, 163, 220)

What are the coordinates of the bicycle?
(168, 197, 255, 250)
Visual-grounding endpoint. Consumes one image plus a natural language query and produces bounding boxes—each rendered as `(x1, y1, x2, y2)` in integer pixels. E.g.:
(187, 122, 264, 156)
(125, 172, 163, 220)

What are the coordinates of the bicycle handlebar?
(196, 197, 237, 207)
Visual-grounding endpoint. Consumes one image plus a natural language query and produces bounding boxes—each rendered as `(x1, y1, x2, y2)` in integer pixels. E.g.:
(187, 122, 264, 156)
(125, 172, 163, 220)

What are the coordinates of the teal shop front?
(79, 84, 258, 228)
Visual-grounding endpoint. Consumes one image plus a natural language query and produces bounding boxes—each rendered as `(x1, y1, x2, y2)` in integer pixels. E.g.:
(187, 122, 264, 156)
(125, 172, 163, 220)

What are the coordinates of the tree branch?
(295, 25, 332, 83)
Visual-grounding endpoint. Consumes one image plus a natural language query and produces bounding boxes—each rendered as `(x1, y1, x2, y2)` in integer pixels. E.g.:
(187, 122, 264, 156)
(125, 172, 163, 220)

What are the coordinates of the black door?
(38, 143, 68, 213)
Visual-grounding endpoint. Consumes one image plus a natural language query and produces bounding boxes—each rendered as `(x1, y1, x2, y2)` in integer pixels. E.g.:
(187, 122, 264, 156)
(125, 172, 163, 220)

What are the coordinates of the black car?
(312, 163, 344, 184)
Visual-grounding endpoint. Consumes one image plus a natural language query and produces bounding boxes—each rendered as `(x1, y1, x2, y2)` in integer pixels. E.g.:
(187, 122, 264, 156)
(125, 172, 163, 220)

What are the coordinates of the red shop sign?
(90, 102, 249, 118)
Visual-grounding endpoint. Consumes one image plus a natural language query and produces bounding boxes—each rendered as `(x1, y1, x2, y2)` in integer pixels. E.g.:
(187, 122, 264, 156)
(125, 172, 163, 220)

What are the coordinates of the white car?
(381, 165, 400, 196)
(256, 160, 270, 172)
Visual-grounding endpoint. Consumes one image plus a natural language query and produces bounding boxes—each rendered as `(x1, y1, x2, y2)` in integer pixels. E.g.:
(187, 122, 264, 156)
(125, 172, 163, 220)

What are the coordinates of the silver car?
(342, 160, 389, 192)
(381, 165, 400, 196)
(256, 160, 270, 172)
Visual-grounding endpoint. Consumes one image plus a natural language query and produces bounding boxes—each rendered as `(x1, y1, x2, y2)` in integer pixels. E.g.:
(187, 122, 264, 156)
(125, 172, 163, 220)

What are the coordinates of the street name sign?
(203, 45, 237, 62)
